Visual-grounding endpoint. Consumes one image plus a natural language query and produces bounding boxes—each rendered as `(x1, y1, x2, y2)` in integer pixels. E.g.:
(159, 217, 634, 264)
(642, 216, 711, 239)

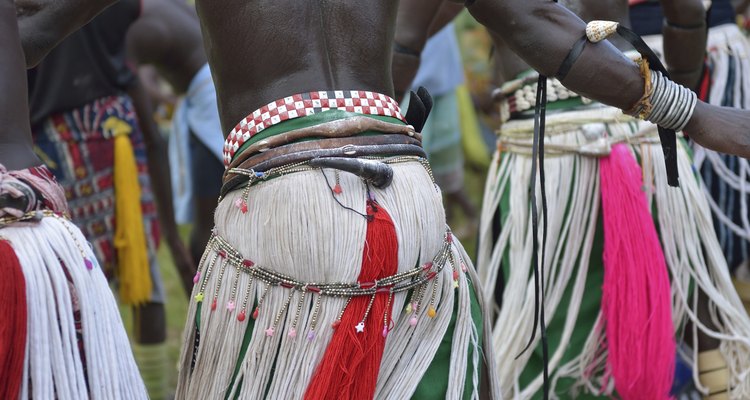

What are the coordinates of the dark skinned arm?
(127, 79, 196, 295)
(661, 0, 707, 90)
(462, 0, 750, 156)
(15, 0, 117, 67)
(0, 0, 39, 170)
(392, 0, 465, 99)
(428, 1, 465, 36)
(392, 0, 444, 99)
(396, 0, 750, 158)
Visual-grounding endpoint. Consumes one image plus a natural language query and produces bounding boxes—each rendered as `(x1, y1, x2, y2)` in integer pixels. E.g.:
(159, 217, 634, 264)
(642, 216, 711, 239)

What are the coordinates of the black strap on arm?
(555, 24, 680, 187)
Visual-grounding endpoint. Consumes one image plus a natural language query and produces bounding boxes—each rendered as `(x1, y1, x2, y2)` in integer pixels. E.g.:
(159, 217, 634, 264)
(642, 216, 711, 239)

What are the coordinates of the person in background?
(405, 22, 478, 237)
(1, 0, 147, 397)
(24, 1, 193, 398)
(127, 0, 225, 270)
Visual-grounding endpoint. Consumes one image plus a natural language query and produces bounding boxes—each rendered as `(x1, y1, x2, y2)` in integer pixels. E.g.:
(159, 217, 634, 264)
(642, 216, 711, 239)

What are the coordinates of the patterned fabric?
(32, 95, 161, 283)
(223, 90, 405, 165)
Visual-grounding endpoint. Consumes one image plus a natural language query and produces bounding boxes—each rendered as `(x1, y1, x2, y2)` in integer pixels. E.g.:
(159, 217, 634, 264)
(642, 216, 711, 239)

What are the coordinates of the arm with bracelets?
(455, 0, 750, 158)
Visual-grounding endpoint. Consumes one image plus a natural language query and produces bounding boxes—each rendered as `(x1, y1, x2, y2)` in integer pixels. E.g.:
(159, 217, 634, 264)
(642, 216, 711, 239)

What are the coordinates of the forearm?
(127, 81, 179, 242)
(428, 1, 464, 36)
(392, 0, 445, 98)
(661, 0, 707, 90)
(16, 0, 117, 67)
(465, 0, 643, 111)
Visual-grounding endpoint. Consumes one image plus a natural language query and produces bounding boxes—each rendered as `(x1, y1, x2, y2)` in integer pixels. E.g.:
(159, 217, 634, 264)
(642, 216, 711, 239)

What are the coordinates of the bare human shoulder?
(15, 0, 117, 67)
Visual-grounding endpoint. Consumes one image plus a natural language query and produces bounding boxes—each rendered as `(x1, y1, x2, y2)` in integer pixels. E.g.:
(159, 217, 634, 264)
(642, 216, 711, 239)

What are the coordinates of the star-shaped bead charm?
(265, 327, 275, 337)
(355, 322, 365, 333)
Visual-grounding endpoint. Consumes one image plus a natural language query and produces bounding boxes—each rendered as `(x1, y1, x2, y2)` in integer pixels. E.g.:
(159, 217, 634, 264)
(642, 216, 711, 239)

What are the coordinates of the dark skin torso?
(195, 0, 399, 134)
(127, 0, 206, 94)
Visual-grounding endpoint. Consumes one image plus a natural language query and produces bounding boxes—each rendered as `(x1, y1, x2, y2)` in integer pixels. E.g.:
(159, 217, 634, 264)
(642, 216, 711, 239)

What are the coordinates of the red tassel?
(304, 200, 398, 400)
(600, 145, 675, 400)
(0, 240, 27, 399)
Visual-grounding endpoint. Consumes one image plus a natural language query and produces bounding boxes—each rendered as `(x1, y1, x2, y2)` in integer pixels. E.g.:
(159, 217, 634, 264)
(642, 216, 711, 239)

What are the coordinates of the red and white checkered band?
(223, 90, 405, 166)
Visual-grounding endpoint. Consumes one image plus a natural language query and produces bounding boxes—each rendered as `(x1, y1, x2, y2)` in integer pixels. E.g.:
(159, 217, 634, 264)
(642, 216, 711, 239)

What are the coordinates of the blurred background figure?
(0, 1, 147, 397)
(127, 0, 225, 271)
(403, 23, 480, 238)
(631, 0, 750, 318)
(26, 1, 193, 398)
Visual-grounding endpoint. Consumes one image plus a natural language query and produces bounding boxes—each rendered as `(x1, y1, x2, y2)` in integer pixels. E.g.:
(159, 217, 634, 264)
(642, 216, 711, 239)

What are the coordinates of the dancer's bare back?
(195, 0, 400, 133)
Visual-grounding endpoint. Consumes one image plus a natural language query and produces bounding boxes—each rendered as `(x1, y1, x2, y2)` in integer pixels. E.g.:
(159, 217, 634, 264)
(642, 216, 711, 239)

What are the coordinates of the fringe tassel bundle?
(0, 240, 27, 398)
(1, 215, 147, 399)
(105, 116, 152, 305)
(177, 161, 498, 399)
(599, 144, 674, 399)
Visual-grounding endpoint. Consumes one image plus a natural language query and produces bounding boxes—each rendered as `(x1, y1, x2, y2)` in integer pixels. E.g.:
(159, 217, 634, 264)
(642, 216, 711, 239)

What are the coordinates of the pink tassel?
(599, 144, 675, 400)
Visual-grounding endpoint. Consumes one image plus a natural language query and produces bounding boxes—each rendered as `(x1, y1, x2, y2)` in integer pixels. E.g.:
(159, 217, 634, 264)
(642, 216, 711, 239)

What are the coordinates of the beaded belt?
(223, 91, 405, 166)
(220, 155, 434, 210)
(193, 230, 463, 337)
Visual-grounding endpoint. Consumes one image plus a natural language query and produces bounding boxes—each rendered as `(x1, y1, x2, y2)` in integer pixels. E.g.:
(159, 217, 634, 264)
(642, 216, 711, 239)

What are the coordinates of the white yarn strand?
(3, 216, 146, 400)
(177, 160, 487, 399)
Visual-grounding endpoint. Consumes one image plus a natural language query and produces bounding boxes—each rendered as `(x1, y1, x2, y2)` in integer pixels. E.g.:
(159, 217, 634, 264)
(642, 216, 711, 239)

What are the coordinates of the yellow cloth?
(104, 116, 152, 305)
(457, 85, 491, 168)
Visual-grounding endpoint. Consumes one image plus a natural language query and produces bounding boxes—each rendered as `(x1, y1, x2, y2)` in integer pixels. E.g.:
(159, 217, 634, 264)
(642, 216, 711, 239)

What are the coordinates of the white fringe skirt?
(477, 105, 750, 399)
(1, 214, 147, 399)
(176, 159, 498, 399)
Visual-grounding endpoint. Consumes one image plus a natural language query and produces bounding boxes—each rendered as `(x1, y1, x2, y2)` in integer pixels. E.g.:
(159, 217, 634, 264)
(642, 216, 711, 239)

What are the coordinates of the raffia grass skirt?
(176, 160, 499, 399)
(477, 106, 750, 399)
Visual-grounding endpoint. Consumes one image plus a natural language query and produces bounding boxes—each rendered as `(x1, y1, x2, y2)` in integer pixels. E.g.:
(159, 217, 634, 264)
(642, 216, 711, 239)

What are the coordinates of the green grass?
(119, 227, 191, 394)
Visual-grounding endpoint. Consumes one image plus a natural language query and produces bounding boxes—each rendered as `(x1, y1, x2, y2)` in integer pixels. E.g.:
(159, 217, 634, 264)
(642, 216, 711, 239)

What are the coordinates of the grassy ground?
(119, 227, 191, 394)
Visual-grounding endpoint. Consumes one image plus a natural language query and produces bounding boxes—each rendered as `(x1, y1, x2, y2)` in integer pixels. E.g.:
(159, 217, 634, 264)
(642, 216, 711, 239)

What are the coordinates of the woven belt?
(223, 91, 405, 166)
(226, 116, 419, 172)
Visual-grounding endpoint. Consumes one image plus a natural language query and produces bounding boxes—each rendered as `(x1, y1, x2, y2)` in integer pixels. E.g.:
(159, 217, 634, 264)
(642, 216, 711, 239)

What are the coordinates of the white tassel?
(4, 216, 146, 400)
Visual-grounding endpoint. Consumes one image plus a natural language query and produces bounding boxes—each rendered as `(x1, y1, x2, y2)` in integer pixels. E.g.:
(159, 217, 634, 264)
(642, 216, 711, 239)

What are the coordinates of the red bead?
(453, 270, 459, 280)
(307, 286, 321, 293)
(280, 282, 294, 289)
(333, 184, 343, 194)
(218, 250, 227, 258)
(237, 311, 246, 322)
(252, 307, 259, 320)
(211, 299, 217, 311)
(422, 262, 433, 271)
(331, 320, 341, 329)
(242, 259, 255, 267)
(240, 201, 248, 214)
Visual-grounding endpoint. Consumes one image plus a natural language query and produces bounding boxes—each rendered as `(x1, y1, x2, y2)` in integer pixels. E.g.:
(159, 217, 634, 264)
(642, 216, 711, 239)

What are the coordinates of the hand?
(685, 101, 750, 158)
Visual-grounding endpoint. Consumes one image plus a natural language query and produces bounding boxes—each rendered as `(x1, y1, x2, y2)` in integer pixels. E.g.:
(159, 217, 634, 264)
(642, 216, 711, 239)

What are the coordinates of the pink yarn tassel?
(599, 144, 675, 400)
